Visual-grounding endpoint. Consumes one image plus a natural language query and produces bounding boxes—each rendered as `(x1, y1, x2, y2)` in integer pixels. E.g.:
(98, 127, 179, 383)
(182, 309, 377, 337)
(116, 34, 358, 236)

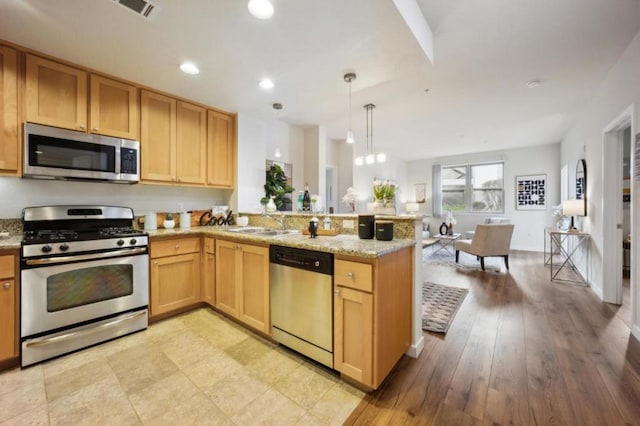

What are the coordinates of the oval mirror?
(576, 159, 586, 216)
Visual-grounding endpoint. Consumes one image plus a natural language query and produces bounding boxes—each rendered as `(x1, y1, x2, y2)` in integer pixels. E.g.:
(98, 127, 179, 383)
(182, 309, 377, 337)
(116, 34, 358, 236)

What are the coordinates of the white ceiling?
(0, 0, 639, 161)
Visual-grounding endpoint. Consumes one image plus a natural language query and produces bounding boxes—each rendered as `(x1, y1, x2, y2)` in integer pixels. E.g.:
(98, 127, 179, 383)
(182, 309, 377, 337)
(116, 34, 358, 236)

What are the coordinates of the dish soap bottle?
(323, 216, 332, 231)
(297, 191, 304, 212)
(302, 183, 312, 211)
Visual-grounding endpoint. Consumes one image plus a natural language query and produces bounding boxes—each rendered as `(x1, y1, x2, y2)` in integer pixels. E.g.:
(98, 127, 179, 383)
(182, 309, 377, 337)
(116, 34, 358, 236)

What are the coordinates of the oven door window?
(46, 264, 133, 312)
(29, 135, 116, 172)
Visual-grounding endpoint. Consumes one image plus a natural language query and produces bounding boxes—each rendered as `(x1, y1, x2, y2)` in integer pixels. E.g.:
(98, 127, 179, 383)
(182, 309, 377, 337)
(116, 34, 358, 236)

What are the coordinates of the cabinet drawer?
(151, 238, 201, 258)
(0, 255, 14, 279)
(334, 259, 372, 292)
(203, 237, 215, 254)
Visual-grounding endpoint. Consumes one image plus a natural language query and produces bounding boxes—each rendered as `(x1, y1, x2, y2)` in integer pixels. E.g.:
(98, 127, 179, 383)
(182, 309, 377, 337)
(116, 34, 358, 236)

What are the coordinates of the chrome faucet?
(264, 212, 286, 230)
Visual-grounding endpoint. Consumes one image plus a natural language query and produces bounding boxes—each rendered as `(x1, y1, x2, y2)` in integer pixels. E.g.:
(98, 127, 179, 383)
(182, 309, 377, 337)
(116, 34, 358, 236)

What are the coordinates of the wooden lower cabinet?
(0, 45, 19, 176)
(202, 237, 215, 306)
(215, 239, 269, 334)
(150, 238, 201, 318)
(333, 246, 413, 389)
(0, 253, 17, 362)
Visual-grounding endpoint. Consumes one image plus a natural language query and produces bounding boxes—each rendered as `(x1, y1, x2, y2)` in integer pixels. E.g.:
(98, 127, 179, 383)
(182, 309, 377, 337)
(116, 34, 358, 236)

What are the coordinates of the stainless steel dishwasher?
(270, 245, 334, 368)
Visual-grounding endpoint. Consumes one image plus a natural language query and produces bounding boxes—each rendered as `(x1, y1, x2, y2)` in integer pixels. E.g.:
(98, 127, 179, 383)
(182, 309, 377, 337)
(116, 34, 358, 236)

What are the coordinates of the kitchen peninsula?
(0, 213, 418, 390)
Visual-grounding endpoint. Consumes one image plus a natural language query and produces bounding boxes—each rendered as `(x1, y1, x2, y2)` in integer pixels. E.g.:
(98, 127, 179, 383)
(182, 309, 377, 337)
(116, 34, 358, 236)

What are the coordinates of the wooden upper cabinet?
(89, 74, 139, 140)
(25, 54, 87, 131)
(176, 101, 206, 185)
(140, 90, 176, 182)
(207, 110, 235, 188)
(0, 46, 19, 175)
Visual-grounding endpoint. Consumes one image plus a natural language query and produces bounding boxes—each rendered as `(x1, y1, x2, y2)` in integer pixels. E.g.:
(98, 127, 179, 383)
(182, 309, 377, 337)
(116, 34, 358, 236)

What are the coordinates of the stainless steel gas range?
(20, 205, 149, 367)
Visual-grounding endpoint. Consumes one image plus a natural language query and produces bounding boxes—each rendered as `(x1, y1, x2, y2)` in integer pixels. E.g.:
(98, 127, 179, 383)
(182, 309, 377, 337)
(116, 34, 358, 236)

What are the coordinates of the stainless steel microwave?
(23, 123, 140, 184)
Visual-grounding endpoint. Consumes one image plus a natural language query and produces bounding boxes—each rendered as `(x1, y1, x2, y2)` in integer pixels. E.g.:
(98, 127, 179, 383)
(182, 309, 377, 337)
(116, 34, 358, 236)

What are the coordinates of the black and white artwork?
(516, 174, 546, 210)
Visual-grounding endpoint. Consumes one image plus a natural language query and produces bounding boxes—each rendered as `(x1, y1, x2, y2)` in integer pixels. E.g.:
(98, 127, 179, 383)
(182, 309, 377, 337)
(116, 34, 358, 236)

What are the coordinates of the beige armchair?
(455, 224, 514, 270)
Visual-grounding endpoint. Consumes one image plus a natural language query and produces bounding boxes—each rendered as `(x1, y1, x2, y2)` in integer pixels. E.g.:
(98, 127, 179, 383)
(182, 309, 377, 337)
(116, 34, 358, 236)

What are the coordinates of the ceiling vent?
(112, 0, 160, 20)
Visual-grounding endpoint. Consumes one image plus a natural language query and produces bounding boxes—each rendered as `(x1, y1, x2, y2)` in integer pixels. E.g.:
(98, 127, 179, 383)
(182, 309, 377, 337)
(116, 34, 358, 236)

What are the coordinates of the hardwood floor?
(346, 250, 640, 425)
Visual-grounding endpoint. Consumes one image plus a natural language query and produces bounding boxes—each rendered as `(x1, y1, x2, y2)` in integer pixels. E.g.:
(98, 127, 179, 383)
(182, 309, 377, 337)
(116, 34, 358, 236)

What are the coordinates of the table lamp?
(562, 199, 585, 232)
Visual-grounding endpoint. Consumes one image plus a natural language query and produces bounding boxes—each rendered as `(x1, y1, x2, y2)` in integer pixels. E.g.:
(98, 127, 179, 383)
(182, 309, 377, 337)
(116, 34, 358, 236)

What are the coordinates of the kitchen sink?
(225, 227, 300, 237)
(226, 227, 268, 234)
(255, 229, 301, 236)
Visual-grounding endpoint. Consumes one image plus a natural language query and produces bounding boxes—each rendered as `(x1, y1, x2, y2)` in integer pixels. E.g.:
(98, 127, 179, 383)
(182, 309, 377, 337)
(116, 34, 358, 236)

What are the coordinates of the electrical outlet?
(176, 203, 184, 212)
(343, 219, 355, 229)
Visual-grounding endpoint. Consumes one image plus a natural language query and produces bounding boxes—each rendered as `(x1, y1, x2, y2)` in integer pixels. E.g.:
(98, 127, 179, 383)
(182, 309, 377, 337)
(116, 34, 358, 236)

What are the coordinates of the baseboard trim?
(406, 336, 424, 358)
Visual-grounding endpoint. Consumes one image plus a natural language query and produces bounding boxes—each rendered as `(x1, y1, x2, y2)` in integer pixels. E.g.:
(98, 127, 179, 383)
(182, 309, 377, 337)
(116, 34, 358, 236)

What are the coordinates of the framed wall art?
(516, 174, 546, 210)
(414, 183, 426, 203)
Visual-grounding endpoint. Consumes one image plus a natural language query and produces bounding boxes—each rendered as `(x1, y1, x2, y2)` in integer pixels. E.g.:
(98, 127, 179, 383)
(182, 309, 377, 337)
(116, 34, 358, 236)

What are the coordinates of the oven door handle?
(24, 310, 147, 348)
(25, 247, 148, 266)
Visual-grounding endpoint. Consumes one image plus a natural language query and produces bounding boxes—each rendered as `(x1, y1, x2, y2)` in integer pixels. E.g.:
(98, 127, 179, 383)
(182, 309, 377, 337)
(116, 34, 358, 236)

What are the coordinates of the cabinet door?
(140, 90, 176, 183)
(0, 46, 18, 175)
(215, 240, 238, 317)
(90, 74, 138, 140)
(25, 54, 87, 131)
(334, 286, 373, 387)
(176, 101, 206, 185)
(0, 255, 15, 361)
(202, 252, 216, 306)
(238, 244, 269, 334)
(150, 252, 201, 317)
(207, 110, 235, 188)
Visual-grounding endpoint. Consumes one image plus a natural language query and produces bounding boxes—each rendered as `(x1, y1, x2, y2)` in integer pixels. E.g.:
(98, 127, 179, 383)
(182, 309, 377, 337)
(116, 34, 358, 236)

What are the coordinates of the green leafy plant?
(261, 164, 295, 210)
(372, 180, 397, 203)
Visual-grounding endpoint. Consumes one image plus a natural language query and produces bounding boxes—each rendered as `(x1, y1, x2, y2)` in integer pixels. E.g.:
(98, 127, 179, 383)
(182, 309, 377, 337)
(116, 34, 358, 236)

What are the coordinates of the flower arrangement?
(372, 180, 397, 206)
(342, 187, 358, 212)
(444, 210, 456, 226)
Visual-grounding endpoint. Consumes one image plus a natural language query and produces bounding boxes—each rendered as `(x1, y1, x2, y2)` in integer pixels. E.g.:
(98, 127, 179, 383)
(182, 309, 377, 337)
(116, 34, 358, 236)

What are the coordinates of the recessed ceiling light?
(526, 79, 542, 88)
(248, 0, 274, 19)
(179, 62, 199, 75)
(259, 78, 274, 90)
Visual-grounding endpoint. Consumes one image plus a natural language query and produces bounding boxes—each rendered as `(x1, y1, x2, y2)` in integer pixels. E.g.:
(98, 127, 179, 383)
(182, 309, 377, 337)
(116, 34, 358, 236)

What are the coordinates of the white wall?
(559, 29, 640, 329)
(407, 143, 561, 251)
(236, 113, 268, 212)
(352, 155, 410, 212)
(0, 176, 227, 218)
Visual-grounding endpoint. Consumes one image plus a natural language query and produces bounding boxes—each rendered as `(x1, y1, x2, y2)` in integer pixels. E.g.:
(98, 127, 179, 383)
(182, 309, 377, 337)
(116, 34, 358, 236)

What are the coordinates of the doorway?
(325, 166, 338, 213)
(602, 105, 636, 333)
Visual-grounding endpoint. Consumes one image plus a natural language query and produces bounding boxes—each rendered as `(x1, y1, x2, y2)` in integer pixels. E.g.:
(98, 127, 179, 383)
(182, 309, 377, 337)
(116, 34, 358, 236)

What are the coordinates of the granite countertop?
(0, 226, 417, 258)
(0, 235, 22, 250)
(147, 226, 416, 258)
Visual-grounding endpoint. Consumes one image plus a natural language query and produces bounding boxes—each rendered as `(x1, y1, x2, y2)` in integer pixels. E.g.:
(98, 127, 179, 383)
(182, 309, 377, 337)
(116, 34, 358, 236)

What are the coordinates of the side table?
(544, 228, 590, 285)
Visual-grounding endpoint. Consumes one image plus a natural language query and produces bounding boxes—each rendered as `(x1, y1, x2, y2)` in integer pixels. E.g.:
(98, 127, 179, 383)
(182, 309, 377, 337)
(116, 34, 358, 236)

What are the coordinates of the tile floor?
(0, 308, 365, 425)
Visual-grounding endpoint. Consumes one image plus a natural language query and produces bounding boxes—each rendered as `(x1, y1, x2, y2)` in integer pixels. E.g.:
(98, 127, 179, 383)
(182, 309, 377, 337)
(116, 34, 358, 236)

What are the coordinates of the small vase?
(447, 223, 454, 235)
(556, 216, 570, 231)
(266, 197, 277, 213)
(163, 219, 175, 229)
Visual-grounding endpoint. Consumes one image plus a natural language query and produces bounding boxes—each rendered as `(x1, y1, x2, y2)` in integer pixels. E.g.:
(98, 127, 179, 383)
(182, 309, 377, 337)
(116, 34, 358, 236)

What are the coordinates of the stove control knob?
(59, 244, 69, 252)
(130, 238, 137, 245)
(42, 245, 52, 253)
(117, 239, 125, 246)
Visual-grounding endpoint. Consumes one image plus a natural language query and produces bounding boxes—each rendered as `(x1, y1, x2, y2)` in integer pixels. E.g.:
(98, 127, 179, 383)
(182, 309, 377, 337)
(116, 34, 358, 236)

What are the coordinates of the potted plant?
(261, 164, 295, 211)
(372, 180, 398, 215)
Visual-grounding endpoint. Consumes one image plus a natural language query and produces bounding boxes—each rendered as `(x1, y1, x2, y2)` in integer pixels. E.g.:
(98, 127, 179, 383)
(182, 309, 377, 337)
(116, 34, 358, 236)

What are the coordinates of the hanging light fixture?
(355, 103, 385, 166)
(344, 72, 356, 144)
(272, 102, 283, 159)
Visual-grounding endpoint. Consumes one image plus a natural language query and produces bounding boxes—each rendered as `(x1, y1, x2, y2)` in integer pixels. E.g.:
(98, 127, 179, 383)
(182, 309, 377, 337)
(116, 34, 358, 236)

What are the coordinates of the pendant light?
(344, 72, 356, 144)
(355, 103, 386, 166)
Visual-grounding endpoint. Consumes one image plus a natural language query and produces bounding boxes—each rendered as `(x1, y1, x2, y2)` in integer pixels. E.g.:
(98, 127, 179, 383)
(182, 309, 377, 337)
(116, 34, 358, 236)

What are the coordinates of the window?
(442, 162, 503, 213)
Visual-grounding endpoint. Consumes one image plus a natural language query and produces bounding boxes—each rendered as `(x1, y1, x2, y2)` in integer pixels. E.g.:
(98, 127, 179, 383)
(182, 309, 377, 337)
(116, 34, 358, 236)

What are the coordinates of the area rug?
(422, 282, 469, 333)
(422, 247, 502, 272)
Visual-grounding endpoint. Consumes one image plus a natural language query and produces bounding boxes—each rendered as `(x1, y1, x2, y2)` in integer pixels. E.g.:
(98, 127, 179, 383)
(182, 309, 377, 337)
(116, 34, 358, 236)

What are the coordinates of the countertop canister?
(144, 213, 157, 231)
(180, 212, 191, 229)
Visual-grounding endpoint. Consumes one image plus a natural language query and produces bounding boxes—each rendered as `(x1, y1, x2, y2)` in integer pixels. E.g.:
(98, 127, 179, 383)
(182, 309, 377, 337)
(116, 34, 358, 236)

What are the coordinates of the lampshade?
(562, 199, 585, 217)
